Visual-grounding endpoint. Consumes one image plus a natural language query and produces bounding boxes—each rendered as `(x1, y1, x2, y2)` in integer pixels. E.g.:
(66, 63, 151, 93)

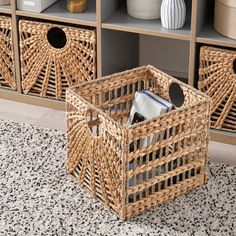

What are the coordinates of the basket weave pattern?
(0, 16, 16, 90)
(19, 20, 96, 100)
(67, 66, 210, 220)
(199, 46, 236, 132)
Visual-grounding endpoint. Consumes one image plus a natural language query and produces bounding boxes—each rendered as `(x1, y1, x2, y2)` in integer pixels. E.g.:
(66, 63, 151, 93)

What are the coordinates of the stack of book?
(127, 90, 174, 127)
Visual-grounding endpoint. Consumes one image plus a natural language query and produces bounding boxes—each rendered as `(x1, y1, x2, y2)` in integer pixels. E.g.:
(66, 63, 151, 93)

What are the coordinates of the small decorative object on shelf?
(0, 0, 10, 5)
(199, 46, 236, 132)
(215, 0, 236, 40)
(17, 0, 58, 13)
(127, 0, 162, 20)
(67, 0, 86, 13)
(161, 0, 186, 29)
(0, 16, 16, 90)
(67, 65, 210, 220)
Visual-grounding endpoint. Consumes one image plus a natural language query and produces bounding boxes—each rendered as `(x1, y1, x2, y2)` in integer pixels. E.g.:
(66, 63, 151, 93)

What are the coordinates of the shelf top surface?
(102, 6, 191, 40)
(0, 4, 11, 14)
(16, 0, 96, 27)
(197, 23, 236, 48)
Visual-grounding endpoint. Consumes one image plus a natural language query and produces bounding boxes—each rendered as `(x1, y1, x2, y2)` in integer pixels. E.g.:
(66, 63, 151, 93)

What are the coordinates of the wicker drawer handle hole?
(169, 82, 185, 107)
(233, 58, 236, 74)
(47, 27, 67, 49)
(86, 110, 102, 138)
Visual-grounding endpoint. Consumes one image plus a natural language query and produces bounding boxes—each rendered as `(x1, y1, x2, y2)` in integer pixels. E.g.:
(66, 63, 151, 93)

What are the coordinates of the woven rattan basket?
(0, 16, 16, 90)
(67, 65, 211, 220)
(199, 46, 236, 132)
(19, 19, 96, 100)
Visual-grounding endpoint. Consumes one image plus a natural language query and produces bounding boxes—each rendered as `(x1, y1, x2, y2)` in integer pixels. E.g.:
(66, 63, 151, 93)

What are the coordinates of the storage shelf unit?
(0, 4, 11, 14)
(102, 6, 191, 40)
(196, 22, 236, 49)
(16, 0, 97, 26)
(0, 0, 235, 145)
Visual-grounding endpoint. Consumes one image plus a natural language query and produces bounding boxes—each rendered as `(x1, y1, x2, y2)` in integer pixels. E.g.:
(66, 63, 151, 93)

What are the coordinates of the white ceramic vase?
(161, 0, 186, 29)
(127, 0, 162, 20)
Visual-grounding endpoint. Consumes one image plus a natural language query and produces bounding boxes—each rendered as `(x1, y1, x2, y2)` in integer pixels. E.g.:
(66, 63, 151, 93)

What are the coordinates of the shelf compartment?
(102, 29, 139, 76)
(0, 4, 11, 14)
(196, 22, 236, 49)
(102, 6, 191, 41)
(195, 0, 236, 48)
(102, 29, 189, 82)
(16, 0, 96, 27)
(139, 35, 189, 79)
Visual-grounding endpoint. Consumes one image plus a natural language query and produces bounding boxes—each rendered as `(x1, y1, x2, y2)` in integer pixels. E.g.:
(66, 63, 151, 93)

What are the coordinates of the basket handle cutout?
(47, 27, 67, 49)
(169, 82, 185, 107)
(85, 109, 102, 138)
(233, 58, 236, 74)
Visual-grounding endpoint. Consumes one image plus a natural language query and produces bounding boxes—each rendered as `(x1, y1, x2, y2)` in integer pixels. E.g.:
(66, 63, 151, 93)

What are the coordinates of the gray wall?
(139, 35, 190, 78)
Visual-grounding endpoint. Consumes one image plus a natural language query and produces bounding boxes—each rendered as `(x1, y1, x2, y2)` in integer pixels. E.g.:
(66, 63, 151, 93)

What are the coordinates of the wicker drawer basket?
(199, 46, 236, 132)
(19, 19, 96, 100)
(0, 16, 16, 90)
(67, 65, 211, 220)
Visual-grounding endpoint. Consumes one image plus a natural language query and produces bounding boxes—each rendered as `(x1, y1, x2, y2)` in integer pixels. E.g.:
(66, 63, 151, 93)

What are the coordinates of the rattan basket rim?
(67, 65, 211, 131)
(200, 45, 236, 55)
(0, 15, 12, 26)
(70, 65, 210, 100)
(67, 89, 125, 131)
(68, 88, 209, 132)
(0, 16, 11, 19)
(19, 19, 96, 33)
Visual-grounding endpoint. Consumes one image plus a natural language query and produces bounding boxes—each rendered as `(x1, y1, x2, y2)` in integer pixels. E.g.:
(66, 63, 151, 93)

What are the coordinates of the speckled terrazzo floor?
(0, 119, 236, 236)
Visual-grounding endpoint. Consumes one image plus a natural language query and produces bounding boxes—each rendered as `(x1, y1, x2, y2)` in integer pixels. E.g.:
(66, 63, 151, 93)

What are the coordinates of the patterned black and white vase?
(161, 0, 186, 29)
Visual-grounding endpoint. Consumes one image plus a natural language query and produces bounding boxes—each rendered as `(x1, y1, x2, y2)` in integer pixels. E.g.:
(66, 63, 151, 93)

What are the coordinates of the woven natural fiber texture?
(19, 19, 96, 100)
(66, 65, 211, 220)
(0, 16, 16, 90)
(199, 46, 236, 132)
